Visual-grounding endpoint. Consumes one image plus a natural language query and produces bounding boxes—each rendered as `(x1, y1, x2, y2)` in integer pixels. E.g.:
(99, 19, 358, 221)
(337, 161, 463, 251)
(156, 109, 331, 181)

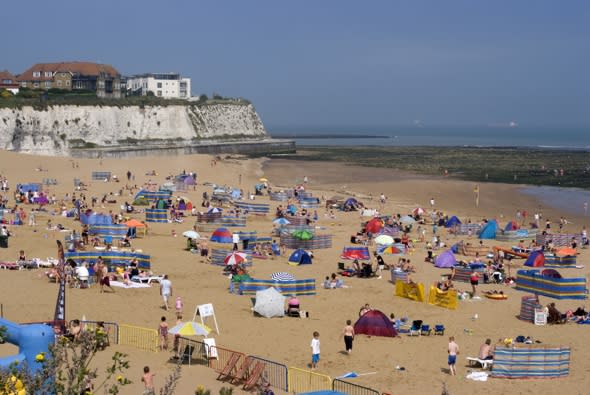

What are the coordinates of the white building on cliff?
(126, 72, 191, 99)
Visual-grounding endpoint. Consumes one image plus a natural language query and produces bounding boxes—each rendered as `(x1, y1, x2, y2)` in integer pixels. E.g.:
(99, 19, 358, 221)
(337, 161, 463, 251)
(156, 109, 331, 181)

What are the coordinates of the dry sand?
(0, 151, 588, 395)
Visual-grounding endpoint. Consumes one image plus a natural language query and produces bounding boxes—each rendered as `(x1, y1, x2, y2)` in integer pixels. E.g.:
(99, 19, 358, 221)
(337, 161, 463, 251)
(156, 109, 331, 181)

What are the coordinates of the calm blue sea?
(270, 126, 590, 149)
(520, 186, 590, 217)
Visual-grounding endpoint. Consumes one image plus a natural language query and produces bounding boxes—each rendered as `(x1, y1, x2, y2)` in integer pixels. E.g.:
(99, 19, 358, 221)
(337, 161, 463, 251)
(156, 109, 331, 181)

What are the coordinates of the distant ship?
(488, 121, 519, 128)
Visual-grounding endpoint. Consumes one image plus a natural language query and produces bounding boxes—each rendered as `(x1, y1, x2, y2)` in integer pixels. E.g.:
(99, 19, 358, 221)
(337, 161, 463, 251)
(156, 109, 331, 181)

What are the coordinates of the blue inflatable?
(0, 318, 53, 373)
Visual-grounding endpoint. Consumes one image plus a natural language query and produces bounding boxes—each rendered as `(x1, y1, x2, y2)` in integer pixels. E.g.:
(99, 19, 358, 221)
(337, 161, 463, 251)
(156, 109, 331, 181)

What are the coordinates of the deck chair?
(337, 262, 346, 271)
(230, 357, 254, 384)
(434, 324, 445, 335)
(243, 361, 265, 391)
(216, 353, 241, 381)
(420, 324, 432, 336)
(409, 320, 422, 336)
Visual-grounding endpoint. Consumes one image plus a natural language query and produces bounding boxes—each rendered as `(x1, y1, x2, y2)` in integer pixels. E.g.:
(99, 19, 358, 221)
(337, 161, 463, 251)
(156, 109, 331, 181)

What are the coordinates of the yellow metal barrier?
(288, 367, 331, 393)
(118, 324, 159, 352)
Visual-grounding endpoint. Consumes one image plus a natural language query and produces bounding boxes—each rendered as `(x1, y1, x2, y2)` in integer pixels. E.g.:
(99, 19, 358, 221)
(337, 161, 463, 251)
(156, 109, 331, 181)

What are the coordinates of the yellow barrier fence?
(118, 324, 159, 352)
(288, 367, 331, 393)
(395, 279, 425, 302)
(427, 286, 458, 310)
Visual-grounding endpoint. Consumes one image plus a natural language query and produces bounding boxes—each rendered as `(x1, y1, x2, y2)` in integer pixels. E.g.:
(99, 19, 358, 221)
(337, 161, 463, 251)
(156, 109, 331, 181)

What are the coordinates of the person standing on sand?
(342, 320, 355, 354)
(160, 275, 172, 310)
(141, 366, 155, 395)
(310, 331, 320, 369)
(158, 316, 169, 351)
(448, 336, 459, 376)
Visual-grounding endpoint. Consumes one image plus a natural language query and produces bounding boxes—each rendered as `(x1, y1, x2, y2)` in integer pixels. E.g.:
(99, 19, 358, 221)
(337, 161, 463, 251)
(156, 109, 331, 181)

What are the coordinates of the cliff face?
(0, 103, 267, 156)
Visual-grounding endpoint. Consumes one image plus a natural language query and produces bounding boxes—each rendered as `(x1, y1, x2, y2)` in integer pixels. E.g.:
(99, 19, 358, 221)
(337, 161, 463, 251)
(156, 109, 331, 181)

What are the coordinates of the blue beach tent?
(478, 220, 497, 239)
(289, 249, 312, 265)
(445, 216, 461, 228)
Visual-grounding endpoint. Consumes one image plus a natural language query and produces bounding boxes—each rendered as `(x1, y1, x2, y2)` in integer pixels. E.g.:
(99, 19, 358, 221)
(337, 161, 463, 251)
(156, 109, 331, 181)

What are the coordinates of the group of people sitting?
(546, 303, 588, 324)
(323, 273, 345, 289)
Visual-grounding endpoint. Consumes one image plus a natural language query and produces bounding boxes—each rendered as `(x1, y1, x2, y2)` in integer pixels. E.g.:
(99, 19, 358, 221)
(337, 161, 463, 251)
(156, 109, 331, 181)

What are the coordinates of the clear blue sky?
(3, 0, 589, 129)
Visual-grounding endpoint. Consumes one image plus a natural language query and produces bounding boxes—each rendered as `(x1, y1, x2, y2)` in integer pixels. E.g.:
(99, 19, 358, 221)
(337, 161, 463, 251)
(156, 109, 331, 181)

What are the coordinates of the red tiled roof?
(0, 70, 17, 81)
(18, 62, 120, 81)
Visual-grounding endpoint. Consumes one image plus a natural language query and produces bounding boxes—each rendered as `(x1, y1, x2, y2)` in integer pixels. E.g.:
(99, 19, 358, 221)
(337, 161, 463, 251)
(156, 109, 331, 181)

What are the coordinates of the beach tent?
(434, 250, 457, 268)
(253, 287, 286, 318)
(344, 197, 358, 206)
(478, 220, 497, 239)
(289, 249, 313, 265)
(504, 220, 520, 231)
(210, 228, 233, 243)
(292, 230, 313, 240)
(353, 310, 398, 337)
(413, 207, 425, 216)
(445, 216, 462, 228)
(524, 250, 545, 267)
(341, 247, 370, 261)
(365, 218, 384, 234)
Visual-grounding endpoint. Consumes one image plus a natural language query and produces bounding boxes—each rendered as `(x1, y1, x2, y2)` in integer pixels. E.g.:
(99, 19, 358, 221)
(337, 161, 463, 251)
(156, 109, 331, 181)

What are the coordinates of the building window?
(21, 82, 27, 88)
(66, 80, 70, 86)
(157, 90, 162, 97)
(45, 81, 51, 88)
(33, 71, 41, 77)
(57, 81, 62, 87)
(34, 82, 39, 88)
(45, 71, 52, 77)
(157, 82, 162, 88)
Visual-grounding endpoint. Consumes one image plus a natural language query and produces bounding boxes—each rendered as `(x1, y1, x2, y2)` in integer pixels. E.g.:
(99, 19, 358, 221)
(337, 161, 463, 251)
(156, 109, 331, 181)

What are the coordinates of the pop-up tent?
(479, 220, 497, 239)
(445, 216, 461, 228)
(289, 249, 313, 265)
(210, 228, 233, 243)
(505, 220, 520, 231)
(524, 250, 545, 267)
(434, 250, 457, 268)
(354, 310, 398, 337)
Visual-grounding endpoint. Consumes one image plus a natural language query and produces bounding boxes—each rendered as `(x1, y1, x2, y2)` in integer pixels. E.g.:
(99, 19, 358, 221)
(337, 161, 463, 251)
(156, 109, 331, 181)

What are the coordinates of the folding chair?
(409, 320, 422, 336)
(216, 353, 241, 381)
(434, 324, 445, 335)
(230, 356, 254, 384)
(420, 324, 432, 336)
(242, 361, 265, 391)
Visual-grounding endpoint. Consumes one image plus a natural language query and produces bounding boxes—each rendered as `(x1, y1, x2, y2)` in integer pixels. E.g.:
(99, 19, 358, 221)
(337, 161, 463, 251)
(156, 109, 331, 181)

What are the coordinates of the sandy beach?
(0, 151, 589, 395)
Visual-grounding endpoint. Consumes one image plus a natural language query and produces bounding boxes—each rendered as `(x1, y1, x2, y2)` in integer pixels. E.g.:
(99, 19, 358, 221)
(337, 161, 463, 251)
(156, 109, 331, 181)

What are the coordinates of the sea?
(270, 126, 590, 149)
(269, 126, 590, 215)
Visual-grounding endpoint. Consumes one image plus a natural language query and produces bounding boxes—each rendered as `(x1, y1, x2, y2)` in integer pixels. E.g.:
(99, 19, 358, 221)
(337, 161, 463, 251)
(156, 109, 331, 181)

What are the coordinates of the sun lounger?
(230, 356, 254, 384)
(466, 357, 494, 370)
(131, 275, 163, 284)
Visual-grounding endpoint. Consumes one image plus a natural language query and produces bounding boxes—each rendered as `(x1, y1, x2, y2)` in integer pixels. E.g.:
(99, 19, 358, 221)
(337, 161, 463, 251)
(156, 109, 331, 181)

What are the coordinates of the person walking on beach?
(141, 366, 155, 395)
(342, 320, 355, 354)
(310, 331, 320, 369)
(160, 275, 172, 310)
(470, 270, 479, 296)
(448, 336, 459, 376)
(158, 316, 169, 351)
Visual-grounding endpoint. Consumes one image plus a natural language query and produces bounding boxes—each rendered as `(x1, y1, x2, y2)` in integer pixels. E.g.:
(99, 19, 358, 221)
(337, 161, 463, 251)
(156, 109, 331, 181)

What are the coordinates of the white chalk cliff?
(0, 103, 267, 156)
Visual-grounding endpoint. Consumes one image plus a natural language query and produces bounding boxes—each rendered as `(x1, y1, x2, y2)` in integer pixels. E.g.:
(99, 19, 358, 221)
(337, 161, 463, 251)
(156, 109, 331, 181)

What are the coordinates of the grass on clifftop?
(276, 146, 590, 189)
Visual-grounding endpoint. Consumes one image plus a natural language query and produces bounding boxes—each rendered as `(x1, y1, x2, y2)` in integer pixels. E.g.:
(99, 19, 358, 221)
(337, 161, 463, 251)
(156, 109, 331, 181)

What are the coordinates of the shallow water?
(520, 185, 590, 217)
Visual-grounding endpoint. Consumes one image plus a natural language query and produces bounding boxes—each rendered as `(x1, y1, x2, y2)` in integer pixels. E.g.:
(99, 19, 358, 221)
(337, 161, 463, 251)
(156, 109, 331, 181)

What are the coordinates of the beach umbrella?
(380, 245, 403, 255)
(168, 321, 211, 337)
(273, 218, 291, 226)
(271, 272, 296, 282)
(207, 207, 222, 214)
(400, 215, 416, 224)
(413, 207, 425, 216)
(224, 252, 248, 266)
(254, 287, 286, 318)
(365, 218, 384, 234)
(374, 235, 394, 245)
(292, 230, 313, 240)
(124, 219, 146, 228)
(210, 227, 232, 243)
(182, 230, 200, 239)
